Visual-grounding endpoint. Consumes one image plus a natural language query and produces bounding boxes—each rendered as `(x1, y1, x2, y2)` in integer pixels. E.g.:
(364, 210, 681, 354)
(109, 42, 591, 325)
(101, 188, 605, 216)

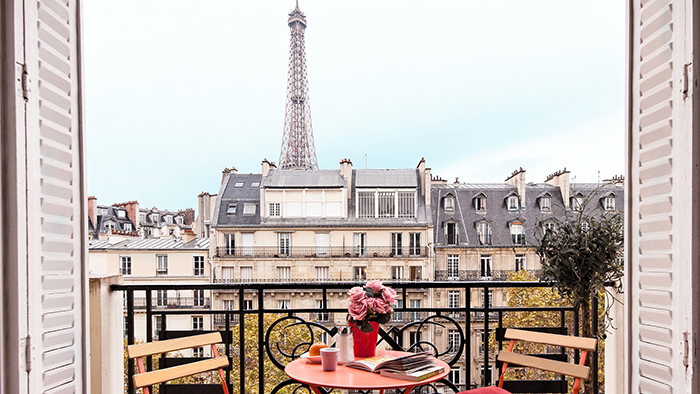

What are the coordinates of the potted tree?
(536, 192, 624, 393)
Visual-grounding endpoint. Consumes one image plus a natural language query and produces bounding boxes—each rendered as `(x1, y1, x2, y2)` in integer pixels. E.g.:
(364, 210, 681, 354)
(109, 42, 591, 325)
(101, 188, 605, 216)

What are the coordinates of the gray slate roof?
(355, 169, 417, 187)
(213, 173, 263, 227)
(431, 182, 624, 247)
(89, 237, 209, 250)
(88, 205, 136, 236)
(263, 170, 345, 188)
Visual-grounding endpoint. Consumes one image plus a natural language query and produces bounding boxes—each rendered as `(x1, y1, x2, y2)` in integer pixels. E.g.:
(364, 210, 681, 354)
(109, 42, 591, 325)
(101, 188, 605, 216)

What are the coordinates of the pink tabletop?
(285, 350, 450, 392)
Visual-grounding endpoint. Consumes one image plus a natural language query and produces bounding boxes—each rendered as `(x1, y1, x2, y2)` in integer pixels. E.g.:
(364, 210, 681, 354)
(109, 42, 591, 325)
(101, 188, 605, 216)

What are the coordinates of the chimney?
(424, 167, 431, 206)
(603, 175, 625, 185)
(545, 168, 571, 208)
(182, 230, 196, 243)
(454, 177, 460, 187)
(505, 167, 526, 206)
(114, 201, 140, 230)
(262, 159, 272, 177)
(88, 196, 97, 227)
(416, 158, 426, 197)
(340, 158, 353, 182)
(221, 167, 231, 183)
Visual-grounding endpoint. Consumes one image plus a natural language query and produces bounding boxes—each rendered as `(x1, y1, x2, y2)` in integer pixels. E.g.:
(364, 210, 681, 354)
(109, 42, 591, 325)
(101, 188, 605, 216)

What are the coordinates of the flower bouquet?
(347, 280, 397, 333)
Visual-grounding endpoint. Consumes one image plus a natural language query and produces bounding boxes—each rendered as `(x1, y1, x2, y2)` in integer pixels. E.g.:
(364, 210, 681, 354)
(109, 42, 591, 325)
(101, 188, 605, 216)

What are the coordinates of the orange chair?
(458, 328, 597, 394)
(127, 332, 230, 394)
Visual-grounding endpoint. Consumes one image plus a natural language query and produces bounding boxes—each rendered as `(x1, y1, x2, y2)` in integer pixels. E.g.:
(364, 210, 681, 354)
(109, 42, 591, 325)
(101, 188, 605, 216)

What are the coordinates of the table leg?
(306, 384, 324, 394)
(401, 385, 417, 394)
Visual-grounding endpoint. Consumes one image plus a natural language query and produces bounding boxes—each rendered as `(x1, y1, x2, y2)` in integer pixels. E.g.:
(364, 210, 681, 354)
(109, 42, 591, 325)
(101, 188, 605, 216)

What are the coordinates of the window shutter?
(628, 0, 697, 391)
(22, 0, 88, 392)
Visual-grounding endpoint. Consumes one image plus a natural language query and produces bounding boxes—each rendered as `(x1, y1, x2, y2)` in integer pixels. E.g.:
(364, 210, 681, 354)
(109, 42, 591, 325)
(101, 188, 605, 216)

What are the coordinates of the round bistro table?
(284, 350, 450, 394)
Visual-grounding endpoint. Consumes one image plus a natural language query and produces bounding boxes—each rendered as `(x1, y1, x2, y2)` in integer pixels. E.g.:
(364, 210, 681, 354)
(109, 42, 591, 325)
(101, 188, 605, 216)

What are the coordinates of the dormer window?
(176, 216, 183, 224)
(123, 223, 132, 232)
(605, 196, 616, 210)
(165, 216, 173, 224)
(139, 213, 146, 223)
(474, 195, 486, 212)
(543, 221, 555, 232)
(510, 222, 524, 245)
(476, 221, 491, 245)
(243, 204, 256, 215)
(445, 222, 459, 245)
(540, 196, 551, 211)
(151, 214, 159, 223)
(444, 196, 455, 212)
(227, 204, 237, 214)
(117, 210, 126, 219)
(104, 221, 115, 231)
(234, 182, 244, 188)
(571, 194, 584, 210)
(507, 196, 519, 211)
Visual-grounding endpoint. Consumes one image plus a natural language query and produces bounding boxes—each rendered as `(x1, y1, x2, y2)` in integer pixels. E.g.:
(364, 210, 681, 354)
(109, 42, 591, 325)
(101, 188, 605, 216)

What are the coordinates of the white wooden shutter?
(627, 0, 697, 392)
(23, 0, 89, 392)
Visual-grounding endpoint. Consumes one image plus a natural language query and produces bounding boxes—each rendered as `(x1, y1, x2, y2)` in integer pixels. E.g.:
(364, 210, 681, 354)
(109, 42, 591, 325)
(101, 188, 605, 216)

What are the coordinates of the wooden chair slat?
(504, 328, 597, 351)
(128, 332, 223, 359)
(497, 351, 590, 380)
(133, 356, 229, 388)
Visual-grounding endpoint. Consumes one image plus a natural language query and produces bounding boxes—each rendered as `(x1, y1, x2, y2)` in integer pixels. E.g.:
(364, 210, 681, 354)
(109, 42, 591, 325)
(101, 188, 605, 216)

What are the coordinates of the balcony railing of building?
(435, 269, 544, 281)
(216, 246, 429, 258)
(115, 281, 599, 394)
(130, 296, 211, 309)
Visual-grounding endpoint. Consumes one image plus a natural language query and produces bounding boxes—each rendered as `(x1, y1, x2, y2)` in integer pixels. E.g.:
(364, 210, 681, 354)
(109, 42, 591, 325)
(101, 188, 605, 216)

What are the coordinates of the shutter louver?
(24, 0, 87, 392)
(629, 0, 696, 391)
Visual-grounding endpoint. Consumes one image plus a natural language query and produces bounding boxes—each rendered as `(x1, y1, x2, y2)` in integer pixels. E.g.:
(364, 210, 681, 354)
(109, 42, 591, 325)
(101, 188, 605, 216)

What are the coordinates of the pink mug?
(320, 347, 339, 371)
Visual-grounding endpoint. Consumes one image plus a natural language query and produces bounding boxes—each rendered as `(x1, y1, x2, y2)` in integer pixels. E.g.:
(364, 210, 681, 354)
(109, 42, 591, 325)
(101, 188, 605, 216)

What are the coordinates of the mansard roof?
(263, 169, 346, 188)
(355, 169, 418, 188)
(213, 173, 263, 227)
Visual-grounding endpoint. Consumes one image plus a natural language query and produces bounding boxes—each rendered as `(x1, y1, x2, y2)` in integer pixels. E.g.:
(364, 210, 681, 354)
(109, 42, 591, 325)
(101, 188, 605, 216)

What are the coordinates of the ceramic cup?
(320, 347, 340, 371)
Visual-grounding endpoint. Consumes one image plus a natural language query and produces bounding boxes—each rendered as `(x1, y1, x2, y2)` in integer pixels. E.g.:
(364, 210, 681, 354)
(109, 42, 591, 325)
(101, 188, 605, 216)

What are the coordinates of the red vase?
(351, 321, 379, 358)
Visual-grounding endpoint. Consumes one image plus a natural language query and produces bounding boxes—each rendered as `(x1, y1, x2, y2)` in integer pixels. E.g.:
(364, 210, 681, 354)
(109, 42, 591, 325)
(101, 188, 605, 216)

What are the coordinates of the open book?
(345, 352, 435, 374)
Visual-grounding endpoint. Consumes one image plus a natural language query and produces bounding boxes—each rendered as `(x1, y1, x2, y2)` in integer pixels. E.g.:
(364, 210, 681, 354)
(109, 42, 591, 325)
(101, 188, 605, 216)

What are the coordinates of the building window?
(446, 222, 458, 245)
(269, 202, 281, 217)
(243, 203, 256, 215)
(277, 300, 290, 310)
(227, 204, 237, 214)
(117, 210, 126, 219)
(123, 317, 128, 338)
(410, 266, 422, 281)
(223, 233, 235, 255)
(194, 289, 205, 307)
(353, 233, 367, 256)
(480, 290, 494, 307)
(192, 347, 204, 358)
(353, 266, 367, 281)
(176, 216, 183, 224)
(397, 191, 415, 218)
(221, 267, 235, 282)
(241, 267, 252, 281)
(165, 216, 173, 224)
(409, 298, 422, 321)
(251, 181, 260, 188)
(476, 221, 491, 245)
(154, 315, 162, 339)
(447, 330, 460, 353)
(510, 222, 524, 245)
(515, 254, 526, 271)
(277, 266, 291, 281)
(543, 221, 555, 232)
(409, 330, 422, 348)
(222, 300, 235, 310)
(315, 266, 329, 281)
(357, 191, 375, 218)
(408, 233, 421, 255)
(315, 233, 330, 256)
(192, 316, 203, 330)
(123, 223, 132, 232)
(151, 214, 159, 223)
(139, 213, 146, 223)
(392, 299, 404, 322)
(377, 191, 396, 218)
(243, 300, 253, 310)
(448, 290, 460, 309)
(605, 196, 616, 210)
(391, 233, 403, 256)
(193, 256, 205, 276)
(572, 195, 584, 210)
(156, 255, 168, 275)
(480, 365, 494, 386)
(540, 196, 551, 211)
(480, 255, 493, 279)
(120, 256, 131, 276)
(475, 196, 486, 211)
(444, 196, 455, 211)
(156, 290, 167, 307)
(447, 254, 460, 280)
(507, 196, 519, 210)
(234, 181, 244, 188)
(391, 266, 404, 281)
(315, 300, 329, 321)
(104, 221, 115, 231)
(278, 233, 291, 256)
(449, 367, 461, 384)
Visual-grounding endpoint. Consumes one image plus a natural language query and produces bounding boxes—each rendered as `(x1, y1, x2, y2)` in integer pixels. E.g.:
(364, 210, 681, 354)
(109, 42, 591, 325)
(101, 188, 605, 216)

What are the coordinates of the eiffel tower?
(279, 1, 319, 170)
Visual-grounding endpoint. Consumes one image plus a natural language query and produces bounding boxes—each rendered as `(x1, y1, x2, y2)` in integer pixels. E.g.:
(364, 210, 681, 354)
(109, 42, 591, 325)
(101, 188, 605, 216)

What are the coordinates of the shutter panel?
(23, 0, 88, 393)
(628, 0, 697, 391)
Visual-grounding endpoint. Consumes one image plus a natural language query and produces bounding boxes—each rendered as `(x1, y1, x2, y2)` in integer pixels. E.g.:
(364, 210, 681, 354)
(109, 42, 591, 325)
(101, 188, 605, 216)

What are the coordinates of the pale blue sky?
(83, 1, 626, 211)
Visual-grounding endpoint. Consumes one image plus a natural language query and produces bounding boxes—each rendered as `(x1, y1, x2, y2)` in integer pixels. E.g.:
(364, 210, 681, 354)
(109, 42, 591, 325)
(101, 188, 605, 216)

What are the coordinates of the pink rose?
(348, 300, 367, 321)
(348, 287, 366, 303)
(366, 280, 384, 294)
(366, 297, 390, 314)
(382, 286, 397, 305)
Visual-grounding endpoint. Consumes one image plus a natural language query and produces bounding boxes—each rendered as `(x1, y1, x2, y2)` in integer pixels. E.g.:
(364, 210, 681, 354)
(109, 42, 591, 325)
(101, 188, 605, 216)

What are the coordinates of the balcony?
(216, 245, 429, 258)
(113, 280, 606, 394)
(435, 269, 544, 281)
(131, 296, 211, 309)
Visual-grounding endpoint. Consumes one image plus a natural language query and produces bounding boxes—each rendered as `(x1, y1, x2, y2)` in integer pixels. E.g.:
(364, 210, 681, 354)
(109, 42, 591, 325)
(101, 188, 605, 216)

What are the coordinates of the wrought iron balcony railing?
(435, 270, 544, 281)
(130, 296, 210, 309)
(115, 281, 599, 394)
(216, 246, 429, 258)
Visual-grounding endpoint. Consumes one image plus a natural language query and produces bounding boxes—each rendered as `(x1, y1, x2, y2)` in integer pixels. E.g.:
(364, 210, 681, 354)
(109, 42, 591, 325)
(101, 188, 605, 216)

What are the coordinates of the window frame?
(269, 202, 281, 217)
(391, 232, 403, 256)
(353, 266, 367, 281)
(408, 232, 421, 255)
(242, 203, 256, 215)
(277, 266, 291, 281)
(515, 254, 526, 271)
(447, 254, 460, 280)
(120, 255, 132, 276)
(156, 254, 168, 275)
(480, 255, 493, 279)
(192, 316, 204, 331)
(315, 266, 329, 281)
(476, 221, 491, 245)
(193, 289, 205, 307)
(227, 203, 237, 214)
(391, 266, 404, 281)
(193, 255, 205, 276)
(278, 233, 292, 256)
(507, 196, 519, 210)
(353, 232, 367, 256)
(510, 222, 524, 245)
(444, 196, 455, 211)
